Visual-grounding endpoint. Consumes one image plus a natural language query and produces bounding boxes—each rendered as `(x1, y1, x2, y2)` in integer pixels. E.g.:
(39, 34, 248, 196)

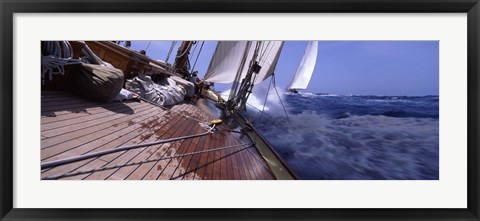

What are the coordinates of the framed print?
(1, 0, 479, 220)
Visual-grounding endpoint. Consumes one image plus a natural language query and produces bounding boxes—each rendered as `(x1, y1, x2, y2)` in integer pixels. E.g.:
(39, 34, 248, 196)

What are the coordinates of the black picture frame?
(1, 0, 479, 220)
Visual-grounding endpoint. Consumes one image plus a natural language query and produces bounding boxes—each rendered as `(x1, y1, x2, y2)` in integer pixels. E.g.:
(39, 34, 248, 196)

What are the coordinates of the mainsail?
(204, 41, 283, 112)
(203, 41, 250, 84)
(287, 41, 318, 91)
(238, 41, 283, 85)
(204, 41, 283, 85)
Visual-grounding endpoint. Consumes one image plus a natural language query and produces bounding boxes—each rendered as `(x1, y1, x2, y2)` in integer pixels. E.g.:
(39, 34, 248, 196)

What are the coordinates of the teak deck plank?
(41, 103, 151, 147)
(179, 127, 210, 180)
(239, 136, 260, 180)
(126, 104, 196, 180)
(105, 111, 187, 180)
(57, 107, 184, 180)
(155, 112, 200, 180)
(41, 101, 137, 118)
(146, 104, 199, 178)
(169, 104, 210, 180)
(225, 134, 240, 180)
(238, 133, 259, 179)
(42, 109, 169, 179)
(222, 132, 235, 180)
(41, 102, 143, 124)
(41, 104, 150, 138)
(168, 121, 203, 180)
(41, 102, 145, 131)
(41, 99, 104, 113)
(211, 136, 223, 180)
(153, 103, 209, 180)
(41, 91, 276, 180)
(41, 107, 160, 160)
(93, 103, 193, 179)
(81, 109, 176, 180)
(226, 132, 241, 180)
(182, 105, 215, 179)
(242, 133, 265, 179)
(40, 103, 183, 176)
(201, 133, 215, 180)
(127, 112, 192, 180)
(193, 125, 212, 180)
(234, 138, 251, 179)
(224, 131, 236, 180)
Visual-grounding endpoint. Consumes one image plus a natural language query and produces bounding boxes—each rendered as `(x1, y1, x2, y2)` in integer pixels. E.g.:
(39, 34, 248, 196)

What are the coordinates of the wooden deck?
(41, 90, 275, 180)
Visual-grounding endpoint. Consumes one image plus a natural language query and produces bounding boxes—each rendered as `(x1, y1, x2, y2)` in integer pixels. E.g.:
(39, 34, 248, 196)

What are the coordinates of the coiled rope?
(41, 41, 81, 85)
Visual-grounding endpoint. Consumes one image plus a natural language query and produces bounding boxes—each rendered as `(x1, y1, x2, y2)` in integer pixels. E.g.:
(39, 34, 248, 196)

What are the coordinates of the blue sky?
(131, 41, 439, 96)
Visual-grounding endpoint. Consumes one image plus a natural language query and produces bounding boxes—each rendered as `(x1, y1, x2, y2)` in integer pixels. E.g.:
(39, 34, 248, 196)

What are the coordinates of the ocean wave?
(314, 93, 340, 97)
(253, 111, 439, 180)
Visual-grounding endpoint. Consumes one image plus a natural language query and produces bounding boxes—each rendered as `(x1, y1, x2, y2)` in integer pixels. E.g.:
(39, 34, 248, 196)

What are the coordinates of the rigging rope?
(166, 41, 177, 63)
(247, 103, 273, 119)
(258, 41, 272, 64)
(43, 142, 253, 180)
(41, 125, 217, 170)
(259, 76, 273, 123)
(272, 74, 290, 121)
(186, 41, 198, 72)
(191, 41, 205, 71)
(42, 86, 230, 172)
(144, 40, 152, 52)
(190, 41, 198, 60)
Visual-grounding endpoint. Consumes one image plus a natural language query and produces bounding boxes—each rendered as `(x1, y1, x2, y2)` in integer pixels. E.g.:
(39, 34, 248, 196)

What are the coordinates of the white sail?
(239, 41, 283, 85)
(205, 41, 283, 86)
(287, 41, 318, 90)
(203, 41, 284, 106)
(203, 41, 250, 83)
(227, 41, 283, 102)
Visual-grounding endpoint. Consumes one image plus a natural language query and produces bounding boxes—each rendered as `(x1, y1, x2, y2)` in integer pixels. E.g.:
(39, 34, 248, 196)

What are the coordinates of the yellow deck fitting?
(210, 119, 222, 125)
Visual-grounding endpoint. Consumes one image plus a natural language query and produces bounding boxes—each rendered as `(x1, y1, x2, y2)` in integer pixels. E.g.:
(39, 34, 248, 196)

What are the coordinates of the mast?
(228, 42, 263, 112)
(173, 41, 195, 78)
(225, 42, 253, 110)
(203, 41, 283, 113)
(227, 41, 283, 113)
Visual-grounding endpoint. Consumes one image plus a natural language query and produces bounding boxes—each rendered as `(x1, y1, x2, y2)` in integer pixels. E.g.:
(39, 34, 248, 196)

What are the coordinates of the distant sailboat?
(287, 41, 318, 93)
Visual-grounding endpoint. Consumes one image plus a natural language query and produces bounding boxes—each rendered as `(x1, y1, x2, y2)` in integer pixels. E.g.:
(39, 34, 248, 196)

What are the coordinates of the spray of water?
(253, 95, 439, 180)
(220, 83, 439, 180)
(219, 80, 288, 117)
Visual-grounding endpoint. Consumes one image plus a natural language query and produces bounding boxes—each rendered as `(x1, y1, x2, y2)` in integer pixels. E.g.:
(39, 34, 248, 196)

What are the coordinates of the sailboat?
(40, 40, 296, 180)
(287, 41, 318, 93)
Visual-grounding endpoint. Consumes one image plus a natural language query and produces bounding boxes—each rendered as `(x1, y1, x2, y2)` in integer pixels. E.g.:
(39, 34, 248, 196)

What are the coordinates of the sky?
(130, 40, 439, 96)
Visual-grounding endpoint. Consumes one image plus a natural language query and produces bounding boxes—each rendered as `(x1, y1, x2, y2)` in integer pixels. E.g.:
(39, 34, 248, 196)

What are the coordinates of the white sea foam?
(316, 93, 340, 97)
(219, 89, 231, 100)
(219, 88, 272, 111)
(254, 110, 439, 180)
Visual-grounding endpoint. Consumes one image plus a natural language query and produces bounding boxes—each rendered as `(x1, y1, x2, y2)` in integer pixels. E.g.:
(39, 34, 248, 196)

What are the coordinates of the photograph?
(2, 0, 478, 219)
(40, 40, 439, 180)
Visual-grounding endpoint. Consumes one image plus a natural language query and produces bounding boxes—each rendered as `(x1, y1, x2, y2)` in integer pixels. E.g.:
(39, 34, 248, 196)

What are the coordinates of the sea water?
(247, 92, 439, 180)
